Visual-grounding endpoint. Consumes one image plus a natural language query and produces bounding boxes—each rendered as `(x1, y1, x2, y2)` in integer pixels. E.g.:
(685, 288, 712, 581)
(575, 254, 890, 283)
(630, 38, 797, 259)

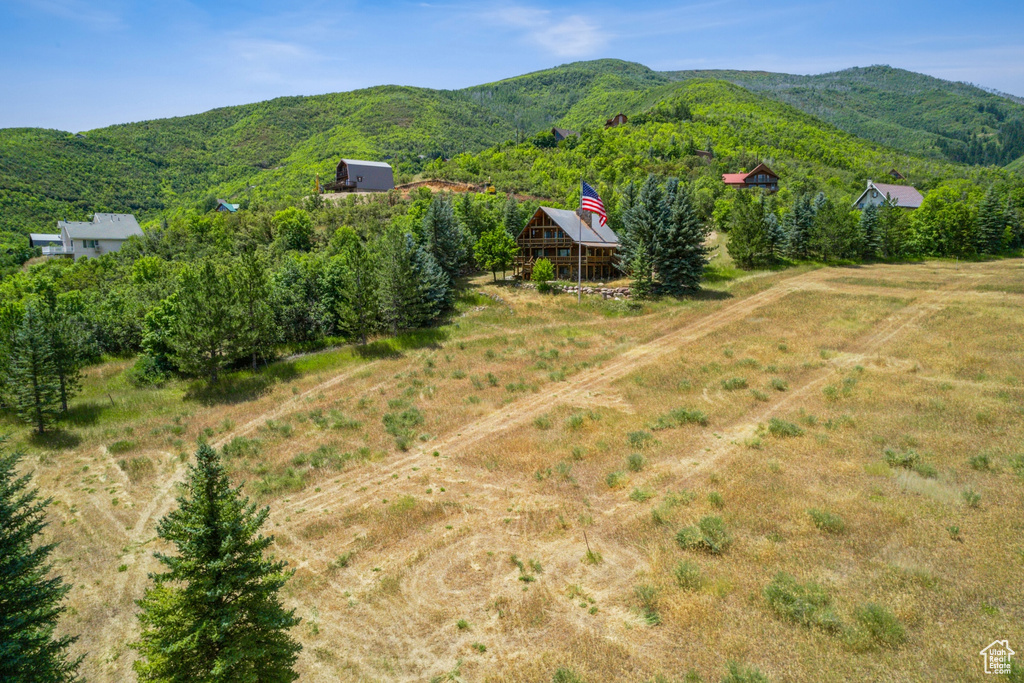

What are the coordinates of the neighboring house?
(551, 127, 580, 142)
(722, 163, 779, 192)
(888, 168, 906, 180)
(48, 213, 144, 260)
(695, 149, 714, 160)
(516, 207, 620, 281)
(853, 180, 924, 210)
(29, 233, 62, 248)
(325, 159, 394, 192)
(215, 199, 240, 213)
(605, 113, 628, 129)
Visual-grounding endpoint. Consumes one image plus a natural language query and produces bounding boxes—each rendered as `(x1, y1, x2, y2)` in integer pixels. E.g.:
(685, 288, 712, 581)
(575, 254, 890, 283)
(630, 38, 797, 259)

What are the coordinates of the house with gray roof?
(516, 207, 620, 280)
(854, 180, 924, 210)
(47, 213, 144, 260)
(325, 159, 394, 192)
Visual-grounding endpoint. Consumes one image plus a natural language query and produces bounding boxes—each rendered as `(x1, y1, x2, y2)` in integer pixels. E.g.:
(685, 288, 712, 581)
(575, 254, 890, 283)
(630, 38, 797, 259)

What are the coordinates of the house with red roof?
(722, 163, 779, 193)
(853, 180, 924, 210)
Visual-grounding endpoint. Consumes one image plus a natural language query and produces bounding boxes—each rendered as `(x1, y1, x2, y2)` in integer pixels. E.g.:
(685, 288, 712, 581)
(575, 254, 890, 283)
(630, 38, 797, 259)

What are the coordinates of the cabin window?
(871, 190, 878, 198)
(557, 248, 570, 257)
(356, 176, 363, 182)
(82, 240, 98, 249)
(544, 229, 556, 239)
(533, 248, 544, 257)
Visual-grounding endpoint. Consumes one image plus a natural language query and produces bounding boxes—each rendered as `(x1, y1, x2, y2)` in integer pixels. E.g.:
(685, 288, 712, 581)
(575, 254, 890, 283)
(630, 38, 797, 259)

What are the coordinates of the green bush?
(552, 668, 585, 683)
(675, 561, 703, 591)
(721, 661, 770, 683)
(884, 448, 919, 469)
(222, 436, 262, 458)
(627, 431, 655, 449)
(532, 258, 555, 292)
(634, 584, 661, 626)
(807, 508, 846, 534)
(763, 573, 842, 632)
(767, 418, 803, 438)
(626, 453, 646, 472)
(252, 468, 307, 496)
(676, 516, 732, 554)
(770, 378, 788, 392)
(108, 440, 136, 454)
(853, 603, 906, 648)
(721, 377, 748, 391)
(708, 491, 724, 509)
(651, 407, 709, 430)
(629, 487, 654, 502)
(606, 471, 626, 488)
(968, 452, 991, 470)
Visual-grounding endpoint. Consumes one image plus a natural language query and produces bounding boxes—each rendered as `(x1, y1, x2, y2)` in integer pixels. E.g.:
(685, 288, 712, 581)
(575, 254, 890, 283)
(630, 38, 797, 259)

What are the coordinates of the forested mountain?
(2, 59, 1023, 241)
(666, 65, 1024, 167)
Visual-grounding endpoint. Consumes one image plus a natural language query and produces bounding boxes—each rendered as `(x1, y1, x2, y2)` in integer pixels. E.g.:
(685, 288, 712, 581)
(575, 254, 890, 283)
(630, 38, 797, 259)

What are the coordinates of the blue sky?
(1, 0, 1022, 131)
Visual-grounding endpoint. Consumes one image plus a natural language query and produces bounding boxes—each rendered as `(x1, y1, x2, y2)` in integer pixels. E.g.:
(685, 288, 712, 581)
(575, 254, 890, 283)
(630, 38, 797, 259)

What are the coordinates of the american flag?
(581, 181, 607, 226)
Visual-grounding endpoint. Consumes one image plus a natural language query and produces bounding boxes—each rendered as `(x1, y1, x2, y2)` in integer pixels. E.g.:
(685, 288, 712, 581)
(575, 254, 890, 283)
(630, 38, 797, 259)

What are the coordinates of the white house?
(46, 213, 144, 260)
(853, 180, 924, 210)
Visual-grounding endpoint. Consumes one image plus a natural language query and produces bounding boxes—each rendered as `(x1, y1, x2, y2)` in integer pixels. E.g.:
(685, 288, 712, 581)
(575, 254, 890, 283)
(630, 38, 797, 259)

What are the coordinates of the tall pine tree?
(658, 184, 711, 292)
(132, 444, 300, 682)
(334, 229, 378, 345)
(422, 195, 466, 281)
(9, 304, 61, 435)
(234, 252, 278, 371)
(170, 260, 243, 383)
(976, 188, 1006, 254)
(501, 193, 521, 238)
(859, 204, 882, 260)
(622, 175, 668, 279)
(785, 194, 814, 259)
(0, 444, 81, 682)
(630, 237, 655, 300)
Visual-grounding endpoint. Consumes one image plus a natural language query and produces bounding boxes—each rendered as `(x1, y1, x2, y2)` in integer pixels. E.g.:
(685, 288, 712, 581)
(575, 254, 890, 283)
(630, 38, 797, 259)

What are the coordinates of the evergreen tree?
(9, 304, 61, 435)
(422, 195, 466, 280)
(501, 193, 521, 238)
(474, 226, 518, 281)
(630, 237, 655, 299)
(878, 202, 910, 259)
(170, 260, 243, 383)
(271, 207, 313, 252)
(976, 188, 1006, 254)
(132, 444, 300, 682)
(622, 175, 668, 277)
(765, 212, 784, 259)
(41, 310, 83, 414)
(234, 252, 278, 371)
(658, 184, 711, 292)
(376, 228, 446, 334)
(334, 230, 377, 345)
(727, 192, 771, 269)
(859, 204, 882, 259)
(785, 194, 814, 259)
(410, 236, 451, 326)
(0, 445, 81, 682)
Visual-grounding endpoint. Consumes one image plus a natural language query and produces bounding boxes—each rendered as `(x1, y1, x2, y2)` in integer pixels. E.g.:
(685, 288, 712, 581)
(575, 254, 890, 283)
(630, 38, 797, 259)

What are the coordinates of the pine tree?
(474, 226, 518, 281)
(501, 193, 521, 238)
(410, 236, 451, 326)
(9, 304, 61, 436)
(727, 192, 771, 269)
(334, 231, 377, 345)
(132, 444, 301, 682)
(0, 445, 81, 682)
(234, 252, 278, 371)
(630, 237, 656, 300)
(37, 305, 85, 414)
(377, 228, 429, 335)
(658, 184, 711, 292)
(859, 204, 882, 259)
(170, 260, 243, 383)
(765, 212, 784, 260)
(785, 194, 814, 259)
(422, 195, 466, 280)
(976, 188, 1006, 254)
(622, 175, 668, 278)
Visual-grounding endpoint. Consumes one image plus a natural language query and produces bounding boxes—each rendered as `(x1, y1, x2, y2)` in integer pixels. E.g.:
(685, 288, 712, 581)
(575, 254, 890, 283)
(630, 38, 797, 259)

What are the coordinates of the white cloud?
(486, 5, 607, 58)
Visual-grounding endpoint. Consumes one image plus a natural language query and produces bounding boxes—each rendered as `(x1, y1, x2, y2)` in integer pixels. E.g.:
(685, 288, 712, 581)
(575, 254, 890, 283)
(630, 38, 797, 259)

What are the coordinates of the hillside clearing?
(9, 259, 1024, 682)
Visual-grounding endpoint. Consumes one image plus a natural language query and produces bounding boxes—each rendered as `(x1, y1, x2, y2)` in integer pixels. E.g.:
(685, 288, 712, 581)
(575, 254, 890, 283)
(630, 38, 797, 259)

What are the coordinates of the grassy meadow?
(5, 258, 1024, 682)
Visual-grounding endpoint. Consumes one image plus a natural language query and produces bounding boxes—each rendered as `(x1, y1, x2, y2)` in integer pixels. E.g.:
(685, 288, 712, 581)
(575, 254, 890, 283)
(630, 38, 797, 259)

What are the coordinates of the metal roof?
(60, 213, 143, 240)
(30, 233, 62, 243)
(340, 159, 392, 169)
(855, 181, 924, 209)
(535, 207, 619, 245)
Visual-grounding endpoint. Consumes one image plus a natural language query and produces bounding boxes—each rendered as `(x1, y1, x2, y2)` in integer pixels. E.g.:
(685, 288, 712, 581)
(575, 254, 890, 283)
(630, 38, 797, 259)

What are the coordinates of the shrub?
(534, 415, 552, 430)
(721, 661, 770, 683)
(108, 440, 135, 454)
(222, 436, 262, 459)
(552, 668, 585, 683)
(383, 406, 424, 440)
(750, 389, 769, 402)
(708, 491, 724, 509)
(767, 418, 803, 438)
(634, 584, 661, 626)
(853, 603, 906, 648)
(456, 619, 470, 630)
(721, 377, 748, 391)
(532, 258, 555, 292)
(606, 471, 626, 488)
(962, 488, 981, 508)
(969, 453, 991, 471)
(127, 354, 169, 386)
(565, 413, 585, 430)
(676, 516, 732, 554)
(627, 431, 655, 449)
(763, 573, 842, 632)
(770, 378, 788, 392)
(332, 551, 355, 569)
(252, 468, 306, 496)
(471, 642, 486, 653)
(651, 407, 709, 430)
(675, 561, 703, 591)
(807, 508, 845, 534)
(884, 448, 919, 469)
(626, 453, 645, 472)
(629, 487, 654, 502)
(118, 456, 155, 483)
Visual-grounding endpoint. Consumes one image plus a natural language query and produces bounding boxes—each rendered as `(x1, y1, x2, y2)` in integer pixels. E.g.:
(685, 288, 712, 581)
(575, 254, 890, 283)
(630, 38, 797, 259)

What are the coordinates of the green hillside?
(2, 59, 1023, 239)
(665, 65, 1024, 165)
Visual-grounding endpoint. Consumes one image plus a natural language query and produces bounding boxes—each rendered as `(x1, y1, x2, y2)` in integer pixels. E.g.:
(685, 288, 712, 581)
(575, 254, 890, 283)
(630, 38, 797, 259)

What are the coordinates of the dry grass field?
(8, 258, 1024, 682)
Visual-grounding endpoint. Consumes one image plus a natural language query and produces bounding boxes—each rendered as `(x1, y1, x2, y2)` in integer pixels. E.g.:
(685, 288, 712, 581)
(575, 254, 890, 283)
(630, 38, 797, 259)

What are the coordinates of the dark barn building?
(326, 159, 395, 192)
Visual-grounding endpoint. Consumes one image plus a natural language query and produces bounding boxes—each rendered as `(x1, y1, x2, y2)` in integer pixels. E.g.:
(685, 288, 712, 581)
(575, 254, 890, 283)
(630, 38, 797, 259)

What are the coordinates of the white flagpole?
(578, 179, 583, 304)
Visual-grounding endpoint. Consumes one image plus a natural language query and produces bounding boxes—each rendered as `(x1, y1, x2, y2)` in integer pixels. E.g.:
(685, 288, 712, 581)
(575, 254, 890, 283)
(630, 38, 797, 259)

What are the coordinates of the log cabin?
(516, 207, 620, 280)
(722, 163, 779, 192)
